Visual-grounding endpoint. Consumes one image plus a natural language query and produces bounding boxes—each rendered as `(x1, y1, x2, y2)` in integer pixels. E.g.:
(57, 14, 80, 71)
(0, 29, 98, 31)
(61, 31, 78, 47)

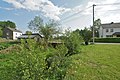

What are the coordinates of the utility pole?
(92, 4, 96, 44)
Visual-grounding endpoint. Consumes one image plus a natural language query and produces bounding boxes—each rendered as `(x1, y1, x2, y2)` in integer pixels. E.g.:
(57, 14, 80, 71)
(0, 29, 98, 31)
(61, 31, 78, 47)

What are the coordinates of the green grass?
(65, 44, 120, 80)
(0, 41, 19, 50)
(0, 53, 15, 79)
(0, 44, 120, 80)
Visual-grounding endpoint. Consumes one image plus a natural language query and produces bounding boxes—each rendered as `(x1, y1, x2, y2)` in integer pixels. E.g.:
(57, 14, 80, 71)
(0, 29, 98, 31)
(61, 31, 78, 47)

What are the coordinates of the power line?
(60, 2, 120, 24)
(96, 2, 120, 6)
(95, 9, 120, 13)
(60, 6, 92, 23)
(60, 14, 84, 24)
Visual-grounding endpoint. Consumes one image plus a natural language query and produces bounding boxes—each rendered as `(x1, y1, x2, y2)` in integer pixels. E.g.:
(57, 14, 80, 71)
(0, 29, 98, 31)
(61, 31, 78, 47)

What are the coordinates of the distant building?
(99, 22, 120, 38)
(3, 27, 22, 40)
(18, 33, 43, 42)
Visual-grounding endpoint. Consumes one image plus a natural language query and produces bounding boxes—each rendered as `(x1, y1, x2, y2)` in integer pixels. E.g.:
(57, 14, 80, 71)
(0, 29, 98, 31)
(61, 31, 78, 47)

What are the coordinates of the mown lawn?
(65, 44, 120, 80)
(0, 44, 120, 80)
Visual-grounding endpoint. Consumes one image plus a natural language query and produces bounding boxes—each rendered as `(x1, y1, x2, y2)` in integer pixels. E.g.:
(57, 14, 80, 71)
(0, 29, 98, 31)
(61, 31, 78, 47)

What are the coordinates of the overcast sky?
(0, 0, 120, 33)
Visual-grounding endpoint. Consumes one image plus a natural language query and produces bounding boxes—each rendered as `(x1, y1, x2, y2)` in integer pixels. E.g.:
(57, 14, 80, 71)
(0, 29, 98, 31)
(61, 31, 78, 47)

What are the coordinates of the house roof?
(7, 27, 22, 33)
(101, 22, 120, 28)
(18, 33, 43, 39)
(112, 32, 120, 35)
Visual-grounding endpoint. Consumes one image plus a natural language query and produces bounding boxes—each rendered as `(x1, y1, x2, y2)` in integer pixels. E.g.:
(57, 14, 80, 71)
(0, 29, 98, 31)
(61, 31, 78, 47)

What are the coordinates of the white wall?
(13, 32, 22, 40)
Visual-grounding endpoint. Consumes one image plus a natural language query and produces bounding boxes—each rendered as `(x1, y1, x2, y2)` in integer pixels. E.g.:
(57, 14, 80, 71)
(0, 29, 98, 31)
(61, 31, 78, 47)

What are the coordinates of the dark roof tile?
(101, 22, 120, 28)
(7, 27, 22, 33)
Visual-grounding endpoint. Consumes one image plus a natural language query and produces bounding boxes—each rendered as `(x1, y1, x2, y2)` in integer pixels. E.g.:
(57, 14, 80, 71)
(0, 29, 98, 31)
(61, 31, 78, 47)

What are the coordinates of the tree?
(91, 19, 101, 37)
(28, 16, 60, 47)
(80, 28, 92, 45)
(0, 20, 16, 29)
(6, 20, 16, 28)
(25, 31, 32, 34)
(28, 16, 43, 32)
(39, 20, 60, 42)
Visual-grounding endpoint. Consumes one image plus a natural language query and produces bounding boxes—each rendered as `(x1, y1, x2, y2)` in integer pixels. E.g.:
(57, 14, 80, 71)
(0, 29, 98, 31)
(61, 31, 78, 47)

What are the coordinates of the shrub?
(79, 28, 92, 45)
(64, 31, 82, 56)
(93, 38, 120, 43)
(7, 39, 71, 80)
(1, 31, 82, 80)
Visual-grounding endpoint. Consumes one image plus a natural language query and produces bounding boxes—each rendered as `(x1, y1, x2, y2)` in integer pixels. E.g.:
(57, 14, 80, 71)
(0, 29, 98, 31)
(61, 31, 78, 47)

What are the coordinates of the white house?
(3, 27, 22, 40)
(99, 22, 120, 38)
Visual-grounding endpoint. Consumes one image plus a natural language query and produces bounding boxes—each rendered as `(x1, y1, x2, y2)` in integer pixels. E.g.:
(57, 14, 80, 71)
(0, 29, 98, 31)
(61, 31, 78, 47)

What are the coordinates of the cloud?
(3, 0, 70, 21)
(61, 0, 120, 30)
(14, 13, 19, 16)
(0, 6, 14, 10)
(79, 0, 120, 23)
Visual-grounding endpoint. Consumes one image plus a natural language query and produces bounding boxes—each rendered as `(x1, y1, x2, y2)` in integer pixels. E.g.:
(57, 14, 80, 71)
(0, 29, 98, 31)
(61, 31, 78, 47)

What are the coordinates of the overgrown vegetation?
(63, 31, 82, 56)
(1, 44, 120, 80)
(73, 28, 92, 45)
(8, 40, 70, 80)
(0, 41, 18, 50)
(0, 30, 82, 80)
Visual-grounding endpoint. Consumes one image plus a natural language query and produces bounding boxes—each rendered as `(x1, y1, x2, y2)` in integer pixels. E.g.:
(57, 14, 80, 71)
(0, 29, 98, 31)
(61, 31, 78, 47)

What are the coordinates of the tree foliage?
(25, 31, 32, 34)
(28, 16, 43, 32)
(0, 20, 16, 29)
(91, 19, 101, 37)
(28, 16, 60, 46)
(73, 28, 92, 45)
(63, 29, 82, 56)
(79, 28, 92, 45)
(40, 20, 60, 41)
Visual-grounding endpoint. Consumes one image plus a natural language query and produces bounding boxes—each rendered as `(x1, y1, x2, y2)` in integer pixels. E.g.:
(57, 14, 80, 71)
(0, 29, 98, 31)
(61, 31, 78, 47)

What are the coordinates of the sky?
(0, 0, 120, 33)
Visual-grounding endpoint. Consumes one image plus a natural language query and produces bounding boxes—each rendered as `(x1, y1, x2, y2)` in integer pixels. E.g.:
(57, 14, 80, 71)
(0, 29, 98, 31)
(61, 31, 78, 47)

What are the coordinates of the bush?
(6, 39, 71, 80)
(93, 38, 120, 43)
(64, 32, 82, 56)
(1, 31, 82, 80)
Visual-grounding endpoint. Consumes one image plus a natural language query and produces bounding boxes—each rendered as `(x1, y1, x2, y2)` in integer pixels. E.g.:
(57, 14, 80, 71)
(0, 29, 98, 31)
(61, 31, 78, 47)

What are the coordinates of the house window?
(110, 29, 113, 32)
(106, 35, 113, 37)
(106, 29, 109, 32)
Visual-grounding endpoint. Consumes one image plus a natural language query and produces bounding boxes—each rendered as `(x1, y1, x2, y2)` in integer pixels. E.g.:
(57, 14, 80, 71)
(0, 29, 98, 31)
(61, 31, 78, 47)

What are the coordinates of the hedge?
(92, 38, 120, 43)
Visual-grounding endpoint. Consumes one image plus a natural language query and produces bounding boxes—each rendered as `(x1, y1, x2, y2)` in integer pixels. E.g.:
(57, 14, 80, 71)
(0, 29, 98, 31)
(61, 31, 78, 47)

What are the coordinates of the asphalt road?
(95, 43, 120, 45)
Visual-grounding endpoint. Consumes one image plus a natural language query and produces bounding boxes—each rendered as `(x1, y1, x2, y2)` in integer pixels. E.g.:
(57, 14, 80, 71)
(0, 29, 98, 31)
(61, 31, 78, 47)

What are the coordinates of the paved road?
(95, 43, 120, 45)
